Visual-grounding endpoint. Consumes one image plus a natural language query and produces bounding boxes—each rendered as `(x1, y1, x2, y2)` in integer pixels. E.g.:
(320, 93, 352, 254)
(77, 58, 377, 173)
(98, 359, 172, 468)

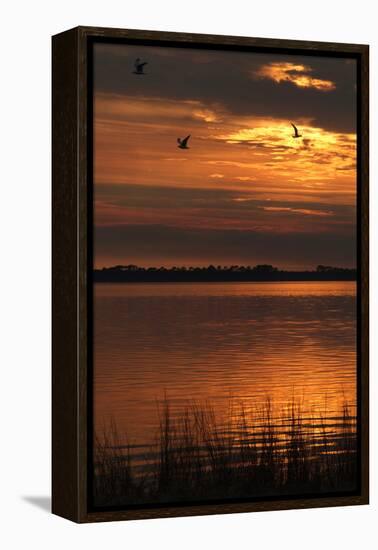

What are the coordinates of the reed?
(93, 396, 357, 506)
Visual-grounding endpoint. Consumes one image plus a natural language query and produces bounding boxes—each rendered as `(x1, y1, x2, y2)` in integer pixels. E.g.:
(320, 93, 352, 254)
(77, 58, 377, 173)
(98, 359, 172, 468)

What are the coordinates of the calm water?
(94, 281, 357, 445)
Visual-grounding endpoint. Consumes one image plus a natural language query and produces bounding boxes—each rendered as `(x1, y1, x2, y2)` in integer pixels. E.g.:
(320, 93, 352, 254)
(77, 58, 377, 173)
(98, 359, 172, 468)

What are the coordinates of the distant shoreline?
(94, 265, 356, 284)
(93, 278, 357, 284)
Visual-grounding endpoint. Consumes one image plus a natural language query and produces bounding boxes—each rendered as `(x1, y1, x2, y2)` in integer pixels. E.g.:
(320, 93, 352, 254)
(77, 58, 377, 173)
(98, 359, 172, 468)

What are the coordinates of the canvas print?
(92, 43, 358, 508)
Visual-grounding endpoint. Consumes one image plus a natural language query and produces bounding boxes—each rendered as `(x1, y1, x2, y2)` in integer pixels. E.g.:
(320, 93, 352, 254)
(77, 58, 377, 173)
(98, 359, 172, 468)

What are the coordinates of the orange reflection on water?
(94, 281, 357, 445)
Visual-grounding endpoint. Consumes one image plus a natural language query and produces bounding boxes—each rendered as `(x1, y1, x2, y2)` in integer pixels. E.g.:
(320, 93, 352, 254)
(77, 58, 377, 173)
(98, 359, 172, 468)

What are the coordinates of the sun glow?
(217, 119, 356, 188)
(254, 62, 336, 91)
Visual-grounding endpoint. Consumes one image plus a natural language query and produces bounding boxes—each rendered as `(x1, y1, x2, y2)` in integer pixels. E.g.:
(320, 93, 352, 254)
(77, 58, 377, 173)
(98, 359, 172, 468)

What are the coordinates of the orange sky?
(93, 45, 357, 269)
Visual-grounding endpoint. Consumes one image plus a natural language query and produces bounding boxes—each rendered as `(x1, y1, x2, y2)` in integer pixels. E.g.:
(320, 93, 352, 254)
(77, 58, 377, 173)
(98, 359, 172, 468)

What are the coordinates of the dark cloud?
(95, 222, 356, 269)
(95, 183, 355, 221)
(94, 44, 357, 133)
(95, 182, 236, 209)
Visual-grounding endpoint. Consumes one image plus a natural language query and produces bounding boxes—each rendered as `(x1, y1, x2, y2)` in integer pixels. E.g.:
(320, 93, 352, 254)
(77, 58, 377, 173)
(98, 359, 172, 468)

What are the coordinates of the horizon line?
(94, 264, 356, 272)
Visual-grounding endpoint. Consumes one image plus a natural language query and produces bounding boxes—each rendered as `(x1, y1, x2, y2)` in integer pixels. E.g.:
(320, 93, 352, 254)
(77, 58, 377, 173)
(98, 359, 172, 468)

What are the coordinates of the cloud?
(254, 62, 336, 91)
(261, 206, 334, 217)
(95, 183, 355, 232)
(95, 223, 356, 270)
(213, 119, 356, 180)
(94, 44, 357, 133)
(204, 160, 257, 169)
(193, 108, 222, 123)
(95, 93, 221, 126)
(92, 45, 357, 269)
(163, 157, 188, 162)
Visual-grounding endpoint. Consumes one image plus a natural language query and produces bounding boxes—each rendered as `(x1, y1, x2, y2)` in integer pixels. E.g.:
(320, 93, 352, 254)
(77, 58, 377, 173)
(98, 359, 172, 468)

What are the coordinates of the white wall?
(0, 0, 375, 548)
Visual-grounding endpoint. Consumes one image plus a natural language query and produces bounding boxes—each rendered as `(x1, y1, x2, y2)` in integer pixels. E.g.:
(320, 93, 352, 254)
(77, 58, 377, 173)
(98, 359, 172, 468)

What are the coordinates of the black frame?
(52, 26, 369, 523)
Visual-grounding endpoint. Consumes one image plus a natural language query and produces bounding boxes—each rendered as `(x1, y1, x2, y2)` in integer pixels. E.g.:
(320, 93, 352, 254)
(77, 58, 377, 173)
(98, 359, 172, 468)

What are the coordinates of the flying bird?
(291, 123, 302, 139)
(177, 135, 191, 149)
(133, 58, 148, 75)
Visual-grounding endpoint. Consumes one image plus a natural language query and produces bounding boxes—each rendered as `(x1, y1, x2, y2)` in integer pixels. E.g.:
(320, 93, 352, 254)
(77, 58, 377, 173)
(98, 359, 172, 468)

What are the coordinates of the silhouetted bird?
(291, 123, 302, 138)
(133, 58, 148, 75)
(177, 135, 191, 149)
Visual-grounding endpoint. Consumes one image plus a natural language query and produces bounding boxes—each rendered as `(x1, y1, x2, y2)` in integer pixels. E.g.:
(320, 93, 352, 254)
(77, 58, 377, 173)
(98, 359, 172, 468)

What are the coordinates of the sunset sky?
(93, 43, 357, 269)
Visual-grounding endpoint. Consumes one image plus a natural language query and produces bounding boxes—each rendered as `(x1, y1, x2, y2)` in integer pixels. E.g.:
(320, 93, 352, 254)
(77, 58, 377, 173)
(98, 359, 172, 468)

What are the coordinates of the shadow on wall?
(22, 496, 51, 513)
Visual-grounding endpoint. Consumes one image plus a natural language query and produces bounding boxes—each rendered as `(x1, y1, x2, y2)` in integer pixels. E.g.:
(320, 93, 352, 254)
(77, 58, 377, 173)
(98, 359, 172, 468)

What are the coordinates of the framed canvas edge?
(52, 26, 369, 524)
(64, 25, 370, 52)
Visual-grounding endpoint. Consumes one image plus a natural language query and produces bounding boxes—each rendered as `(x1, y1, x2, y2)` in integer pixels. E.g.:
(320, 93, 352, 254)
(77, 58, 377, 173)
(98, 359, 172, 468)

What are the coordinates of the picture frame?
(52, 26, 369, 523)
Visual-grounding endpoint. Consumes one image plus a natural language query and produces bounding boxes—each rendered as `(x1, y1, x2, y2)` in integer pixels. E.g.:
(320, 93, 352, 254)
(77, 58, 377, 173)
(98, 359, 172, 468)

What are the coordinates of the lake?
(94, 280, 357, 449)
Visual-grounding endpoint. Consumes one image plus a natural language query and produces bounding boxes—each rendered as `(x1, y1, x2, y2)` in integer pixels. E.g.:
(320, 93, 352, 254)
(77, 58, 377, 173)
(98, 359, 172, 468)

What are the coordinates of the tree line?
(94, 264, 357, 283)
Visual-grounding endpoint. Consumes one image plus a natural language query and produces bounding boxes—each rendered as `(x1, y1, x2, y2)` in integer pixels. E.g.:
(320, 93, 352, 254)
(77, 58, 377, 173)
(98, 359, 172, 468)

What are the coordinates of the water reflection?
(94, 281, 356, 445)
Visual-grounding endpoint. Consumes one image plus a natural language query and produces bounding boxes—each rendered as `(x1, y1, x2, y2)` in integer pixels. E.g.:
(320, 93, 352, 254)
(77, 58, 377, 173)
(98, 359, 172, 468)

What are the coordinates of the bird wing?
(139, 62, 148, 68)
(182, 135, 191, 146)
(291, 122, 298, 135)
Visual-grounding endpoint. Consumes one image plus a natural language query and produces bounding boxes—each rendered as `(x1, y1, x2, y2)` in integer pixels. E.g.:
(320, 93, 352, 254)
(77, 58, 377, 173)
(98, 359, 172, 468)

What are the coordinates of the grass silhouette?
(93, 396, 357, 507)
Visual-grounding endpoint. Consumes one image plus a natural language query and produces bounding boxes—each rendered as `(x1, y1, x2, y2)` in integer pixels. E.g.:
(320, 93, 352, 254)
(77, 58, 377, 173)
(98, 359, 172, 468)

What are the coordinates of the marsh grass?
(93, 397, 357, 507)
